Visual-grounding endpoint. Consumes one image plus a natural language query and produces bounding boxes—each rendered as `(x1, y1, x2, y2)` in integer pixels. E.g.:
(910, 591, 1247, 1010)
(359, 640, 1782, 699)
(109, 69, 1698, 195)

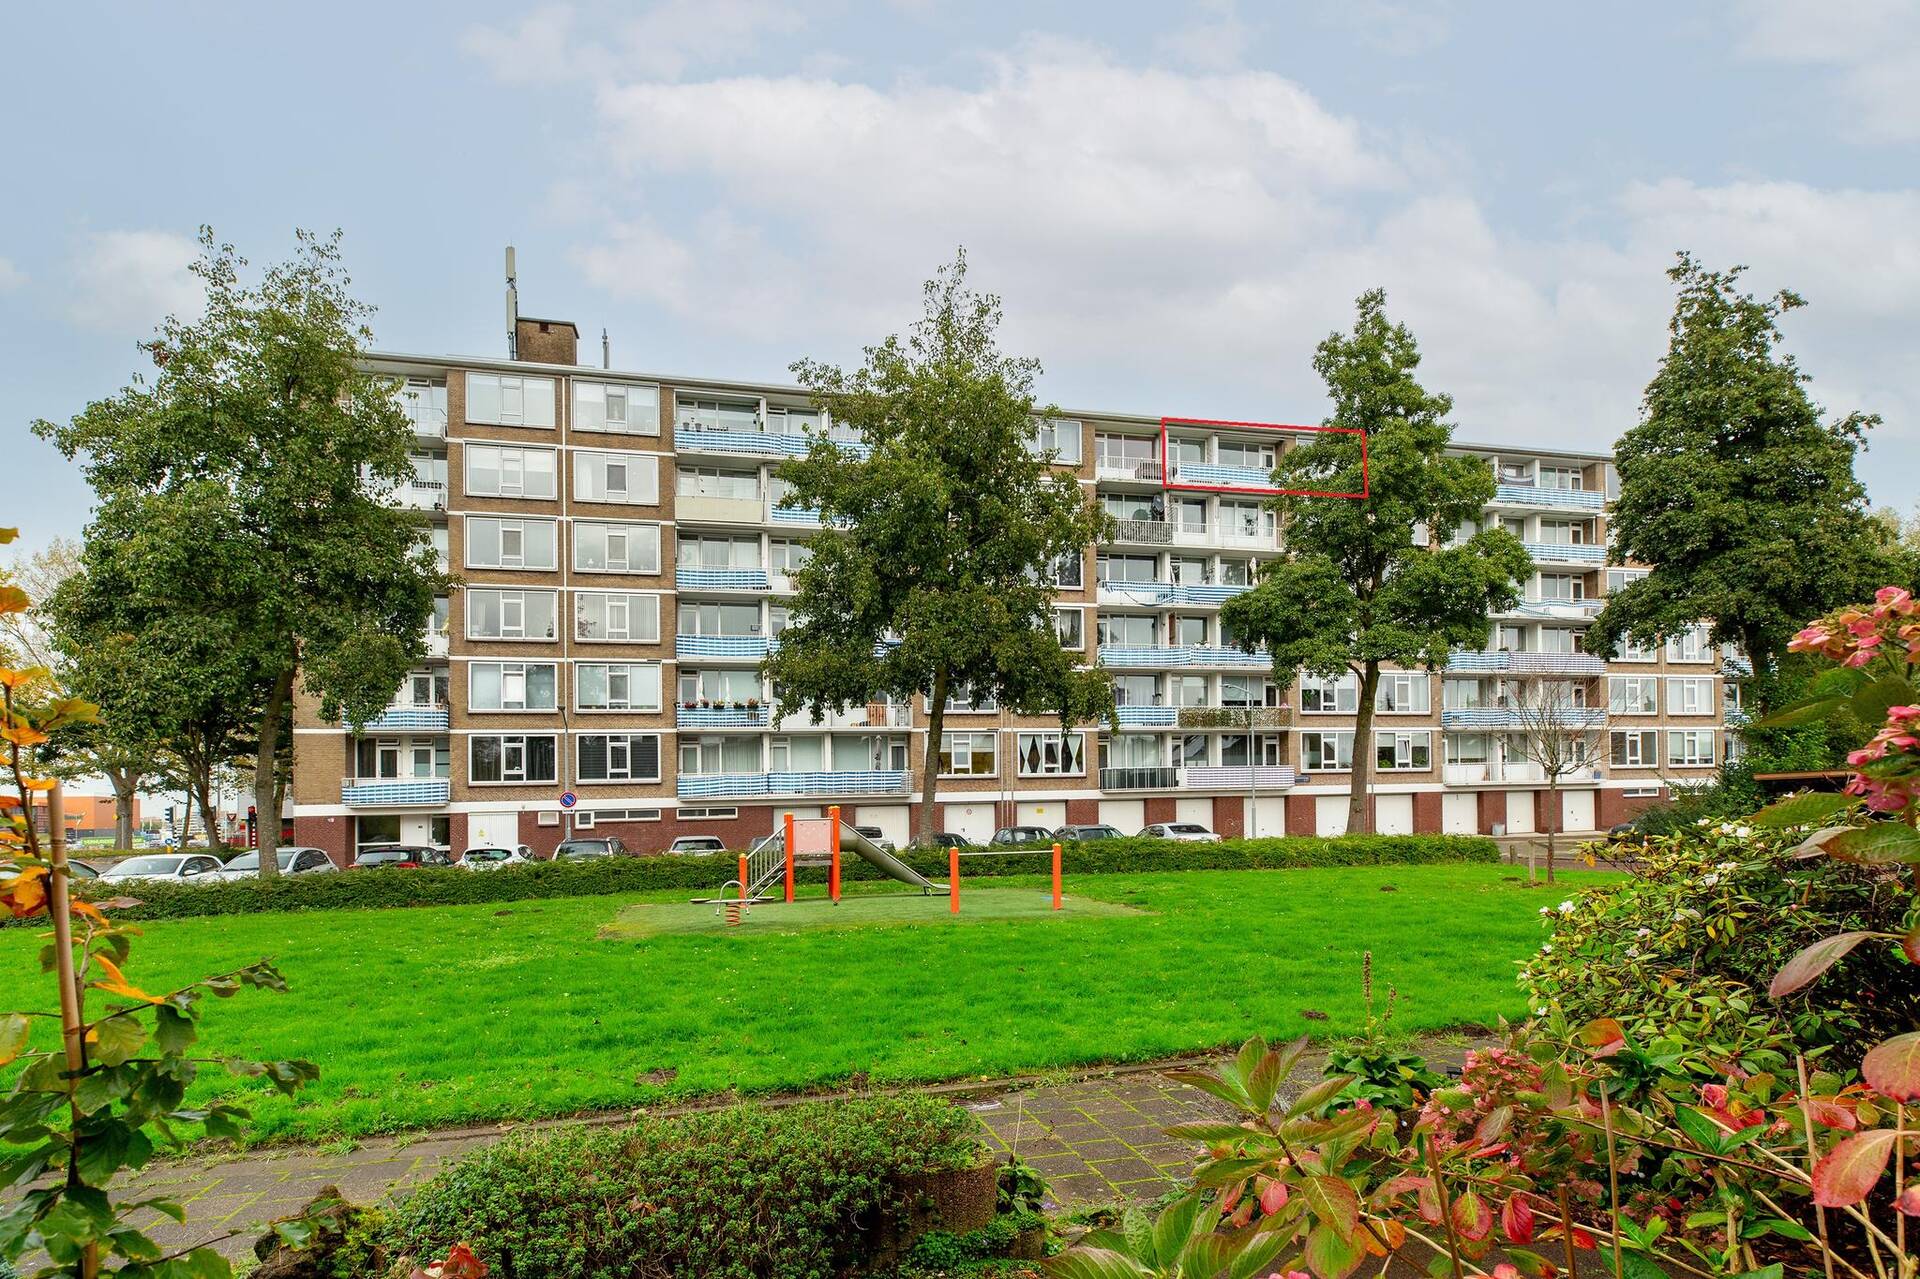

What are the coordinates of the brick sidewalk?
(113, 1037, 1486, 1262)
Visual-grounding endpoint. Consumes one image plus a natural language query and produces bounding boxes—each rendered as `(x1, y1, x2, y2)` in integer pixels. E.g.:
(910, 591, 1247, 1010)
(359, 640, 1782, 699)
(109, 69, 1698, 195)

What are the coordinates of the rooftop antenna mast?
(505, 246, 519, 358)
(602, 327, 610, 369)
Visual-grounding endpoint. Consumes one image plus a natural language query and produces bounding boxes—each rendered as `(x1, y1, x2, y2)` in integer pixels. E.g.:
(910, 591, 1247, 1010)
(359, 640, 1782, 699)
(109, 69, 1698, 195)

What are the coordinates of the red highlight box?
(1159, 417, 1370, 500)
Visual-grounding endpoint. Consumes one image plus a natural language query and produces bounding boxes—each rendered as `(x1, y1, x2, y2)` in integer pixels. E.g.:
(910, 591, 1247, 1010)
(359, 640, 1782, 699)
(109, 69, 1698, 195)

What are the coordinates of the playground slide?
(837, 826, 942, 894)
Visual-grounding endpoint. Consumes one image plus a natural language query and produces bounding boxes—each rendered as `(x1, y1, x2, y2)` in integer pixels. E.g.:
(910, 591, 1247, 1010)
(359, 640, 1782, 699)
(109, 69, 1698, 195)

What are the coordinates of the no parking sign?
(559, 791, 578, 809)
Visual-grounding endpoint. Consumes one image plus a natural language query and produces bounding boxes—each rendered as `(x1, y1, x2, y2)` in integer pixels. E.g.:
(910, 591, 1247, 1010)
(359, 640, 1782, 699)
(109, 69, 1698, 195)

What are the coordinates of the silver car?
(460, 845, 534, 870)
(100, 853, 226, 886)
(215, 847, 338, 882)
(1141, 822, 1222, 843)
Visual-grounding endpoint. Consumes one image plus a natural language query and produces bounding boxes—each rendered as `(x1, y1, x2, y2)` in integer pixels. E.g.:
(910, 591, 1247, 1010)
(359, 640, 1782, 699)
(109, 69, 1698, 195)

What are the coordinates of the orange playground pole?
(1051, 842, 1063, 910)
(783, 811, 796, 903)
(949, 846, 960, 915)
(737, 854, 749, 902)
(828, 805, 842, 903)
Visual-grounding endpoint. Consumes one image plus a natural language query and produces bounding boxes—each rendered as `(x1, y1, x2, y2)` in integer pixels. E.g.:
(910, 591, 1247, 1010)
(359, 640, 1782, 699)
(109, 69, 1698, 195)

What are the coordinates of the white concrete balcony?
(1186, 764, 1297, 790)
(391, 481, 447, 511)
(676, 493, 765, 525)
(677, 770, 909, 799)
(773, 702, 913, 731)
(1442, 762, 1603, 786)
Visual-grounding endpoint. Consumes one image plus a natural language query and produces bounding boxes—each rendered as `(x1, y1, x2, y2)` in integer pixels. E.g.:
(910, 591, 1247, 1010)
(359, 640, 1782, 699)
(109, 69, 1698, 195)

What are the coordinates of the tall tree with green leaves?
(1222, 290, 1531, 832)
(1589, 254, 1914, 710)
(36, 229, 448, 875)
(764, 251, 1114, 842)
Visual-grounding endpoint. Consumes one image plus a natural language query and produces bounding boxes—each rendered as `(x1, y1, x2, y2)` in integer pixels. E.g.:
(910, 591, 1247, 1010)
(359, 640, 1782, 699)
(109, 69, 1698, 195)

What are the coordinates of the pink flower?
(1875, 586, 1913, 608)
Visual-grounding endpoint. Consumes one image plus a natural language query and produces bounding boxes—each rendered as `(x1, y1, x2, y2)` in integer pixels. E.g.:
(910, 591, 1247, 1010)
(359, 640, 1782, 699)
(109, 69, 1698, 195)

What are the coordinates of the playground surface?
(602, 888, 1144, 938)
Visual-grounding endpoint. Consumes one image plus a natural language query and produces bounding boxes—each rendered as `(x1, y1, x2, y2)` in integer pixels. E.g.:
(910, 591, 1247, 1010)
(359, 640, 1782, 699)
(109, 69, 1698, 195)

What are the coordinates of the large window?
(1110, 674, 1158, 706)
(576, 734, 662, 783)
(465, 373, 555, 428)
(1375, 730, 1431, 771)
(574, 451, 659, 505)
(1667, 730, 1715, 767)
(1537, 573, 1584, 602)
(1095, 434, 1157, 472)
(938, 732, 998, 777)
(1538, 519, 1590, 546)
(1610, 729, 1658, 768)
(769, 540, 813, 575)
(1222, 676, 1278, 707)
(573, 380, 660, 435)
(1540, 464, 1584, 491)
(683, 669, 763, 703)
(1375, 672, 1430, 714)
(1098, 554, 1161, 584)
(576, 663, 663, 712)
(678, 535, 761, 569)
(1616, 635, 1659, 662)
(1216, 441, 1276, 471)
(1053, 608, 1084, 649)
(1301, 673, 1358, 714)
(465, 518, 557, 570)
(1017, 732, 1086, 777)
(469, 662, 558, 712)
(676, 466, 761, 500)
(1666, 625, 1712, 663)
(574, 592, 662, 643)
(469, 734, 557, 784)
(1667, 677, 1715, 715)
(679, 735, 763, 775)
(1608, 676, 1658, 714)
(1443, 678, 1484, 709)
(398, 377, 447, 433)
(464, 444, 557, 499)
(677, 397, 760, 433)
(1300, 731, 1354, 771)
(575, 522, 661, 574)
(1096, 614, 1158, 647)
(678, 602, 761, 637)
(466, 589, 558, 640)
(1032, 417, 1082, 464)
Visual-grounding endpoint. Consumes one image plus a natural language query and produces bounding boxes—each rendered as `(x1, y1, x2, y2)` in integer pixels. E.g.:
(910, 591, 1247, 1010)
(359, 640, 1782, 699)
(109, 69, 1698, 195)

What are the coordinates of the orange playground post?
(1051, 842, 1062, 910)
(783, 811, 796, 903)
(737, 854, 749, 902)
(828, 805, 842, 903)
(949, 846, 960, 915)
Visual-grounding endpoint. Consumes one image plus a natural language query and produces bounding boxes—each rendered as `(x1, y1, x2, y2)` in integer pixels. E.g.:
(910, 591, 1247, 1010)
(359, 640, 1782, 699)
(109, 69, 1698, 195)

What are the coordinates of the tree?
(1589, 254, 1915, 710)
(1505, 678, 1602, 884)
(1222, 290, 1532, 832)
(36, 229, 449, 876)
(765, 251, 1115, 842)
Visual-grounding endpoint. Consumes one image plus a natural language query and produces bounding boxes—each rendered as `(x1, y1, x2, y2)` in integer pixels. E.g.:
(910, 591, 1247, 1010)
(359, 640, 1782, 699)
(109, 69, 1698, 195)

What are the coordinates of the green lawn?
(0, 864, 1603, 1143)
(603, 887, 1142, 936)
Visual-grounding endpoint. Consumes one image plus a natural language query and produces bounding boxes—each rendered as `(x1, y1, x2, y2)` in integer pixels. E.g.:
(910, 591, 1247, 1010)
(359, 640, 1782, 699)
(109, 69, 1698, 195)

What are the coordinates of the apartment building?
(288, 313, 1737, 861)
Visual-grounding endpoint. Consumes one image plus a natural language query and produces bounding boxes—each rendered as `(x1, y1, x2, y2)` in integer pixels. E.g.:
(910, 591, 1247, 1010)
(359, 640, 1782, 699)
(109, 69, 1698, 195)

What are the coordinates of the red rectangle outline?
(1159, 417, 1369, 499)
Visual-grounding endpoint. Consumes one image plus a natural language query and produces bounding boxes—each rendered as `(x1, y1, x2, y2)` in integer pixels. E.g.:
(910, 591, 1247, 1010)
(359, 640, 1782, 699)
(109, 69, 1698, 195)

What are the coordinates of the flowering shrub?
(1521, 820, 1912, 1063)
(1785, 584, 1920, 815)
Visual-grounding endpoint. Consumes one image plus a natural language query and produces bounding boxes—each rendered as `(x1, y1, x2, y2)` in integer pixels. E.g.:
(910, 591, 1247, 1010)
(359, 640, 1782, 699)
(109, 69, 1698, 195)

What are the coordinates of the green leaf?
(0, 1014, 30, 1068)
(1753, 695, 1848, 729)
(1730, 1267, 1786, 1279)
(1044, 1246, 1154, 1279)
(1828, 823, 1920, 865)
(1303, 1218, 1363, 1278)
(1301, 1175, 1361, 1238)
(152, 1004, 195, 1055)
(87, 1015, 146, 1069)
(1285, 1074, 1357, 1119)
(1770, 931, 1880, 998)
(1752, 1218, 1814, 1242)
(1751, 790, 1853, 829)
(1150, 1193, 1209, 1267)
(1672, 1105, 1730, 1153)
(1622, 1255, 1673, 1279)
(1851, 676, 1917, 727)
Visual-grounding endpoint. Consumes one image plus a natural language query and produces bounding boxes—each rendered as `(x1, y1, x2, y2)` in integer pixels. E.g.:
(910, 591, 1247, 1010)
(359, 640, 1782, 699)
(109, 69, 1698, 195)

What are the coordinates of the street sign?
(558, 791, 578, 809)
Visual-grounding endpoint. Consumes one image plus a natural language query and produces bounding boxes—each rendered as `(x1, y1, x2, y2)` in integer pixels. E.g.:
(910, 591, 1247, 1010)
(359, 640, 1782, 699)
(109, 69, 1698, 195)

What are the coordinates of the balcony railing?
(340, 777, 450, 807)
(1177, 706, 1293, 729)
(361, 703, 450, 732)
(1442, 762, 1603, 786)
(675, 634, 772, 659)
(391, 481, 447, 511)
(1113, 705, 1176, 726)
(1097, 580, 1255, 607)
(1186, 765, 1297, 790)
(1440, 707, 1608, 730)
(1098, 645, 1269, 669)
(1098, 766, 1181, 790)
(1111, 519, 1173, 546)
(1445, 651, 1609, 676)
(676, 705, 771, 728)
(677, 425, 871, 460)
(1168, 462, 1275, 490)
(675, 567, 771, 591)
(1502, 599, 1605, 621)
(1522, 541, 1605, 565)
(676, 770, 909, 799)
(1493, 484, 1605, 510)
(1094, 460, 1164, 483)
(774, 702, 913, 731)
(424, 632, 450, 658)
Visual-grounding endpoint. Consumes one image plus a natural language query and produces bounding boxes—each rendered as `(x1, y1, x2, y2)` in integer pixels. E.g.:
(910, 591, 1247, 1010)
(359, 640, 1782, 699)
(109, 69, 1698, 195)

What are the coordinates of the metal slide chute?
(743, 819, 942, 897)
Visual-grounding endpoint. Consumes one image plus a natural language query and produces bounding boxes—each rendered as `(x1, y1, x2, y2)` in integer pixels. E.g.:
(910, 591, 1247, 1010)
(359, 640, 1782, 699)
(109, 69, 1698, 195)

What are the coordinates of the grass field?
(602, 887, 1142, 936)
(0, 864, 1605, 1143)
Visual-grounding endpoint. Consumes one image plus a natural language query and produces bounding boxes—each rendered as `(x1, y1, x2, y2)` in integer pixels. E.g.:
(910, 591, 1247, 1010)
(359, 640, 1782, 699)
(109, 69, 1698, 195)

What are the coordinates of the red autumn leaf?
(1259, 1178, 1289, 1214)
(1805, 1097, 1858, 1130)
(1576, 1018, 1625, 1057)
(1812, 1129, 1899, 1208)
(1570, 1226, 1597, 1250)
(1905, 923, 1920, 966)
(1771, 931, 1878, 998)
(1452, 1189, 1493, 1242)
(1863, 1032, 1920, 1103)
(1898, 1187, 1920, 1217)
(1501, 1193, 1536, 1244)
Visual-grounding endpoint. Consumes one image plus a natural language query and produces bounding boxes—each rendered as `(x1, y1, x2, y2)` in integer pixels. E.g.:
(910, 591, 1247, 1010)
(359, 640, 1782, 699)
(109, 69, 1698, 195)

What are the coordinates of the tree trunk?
(106, 766, 140, 849)
(919, 668, 950, 844)
(192, 770, 223, 855)
(1544, 774, 1558, 884)
(253, 665, 293, 879)
(1346, 663, 1381, 834)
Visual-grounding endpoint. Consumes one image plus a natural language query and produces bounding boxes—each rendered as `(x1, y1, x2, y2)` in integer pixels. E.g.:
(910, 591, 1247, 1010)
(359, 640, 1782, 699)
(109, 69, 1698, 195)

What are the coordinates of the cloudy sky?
(5, 0, 1918, 556)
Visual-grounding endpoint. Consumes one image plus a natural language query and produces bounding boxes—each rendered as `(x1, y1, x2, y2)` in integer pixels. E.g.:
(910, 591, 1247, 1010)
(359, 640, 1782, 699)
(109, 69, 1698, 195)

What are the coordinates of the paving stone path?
(116, 1036, 1487, 1264)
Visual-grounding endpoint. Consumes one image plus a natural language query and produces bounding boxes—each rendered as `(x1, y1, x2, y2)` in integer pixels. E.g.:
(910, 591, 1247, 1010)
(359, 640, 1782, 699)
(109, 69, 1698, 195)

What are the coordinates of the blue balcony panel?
(675, 634, 772, 659)
(361, 706, 449, 732)
(676, 567, 772, 591)
(1494, 484, 1605, 510)
(676, 705, 771, 728)
(340, 778, 450, 807)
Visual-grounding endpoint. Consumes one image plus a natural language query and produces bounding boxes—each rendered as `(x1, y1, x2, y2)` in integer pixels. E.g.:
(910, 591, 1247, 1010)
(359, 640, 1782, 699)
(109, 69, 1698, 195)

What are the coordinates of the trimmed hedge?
(382, 1096, 982, 1279)
(55, 833, 1497, 924)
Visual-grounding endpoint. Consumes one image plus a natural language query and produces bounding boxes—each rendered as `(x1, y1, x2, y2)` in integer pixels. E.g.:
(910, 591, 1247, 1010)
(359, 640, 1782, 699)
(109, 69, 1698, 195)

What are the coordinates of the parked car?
(553, 837, 630, 861)
(851, 825, 896, 853)
(352, 845, 452, 869)
(989, 826, 1055, 846)
(910, 832, 974, 849)
(215, 847, 337, 881)
(99, 853, 226, 886)
(1054, 824, 1124, 842)
(666, 836, 727, 856)
(1140, 822, 1221, 843)
(460, 845, 533, 870)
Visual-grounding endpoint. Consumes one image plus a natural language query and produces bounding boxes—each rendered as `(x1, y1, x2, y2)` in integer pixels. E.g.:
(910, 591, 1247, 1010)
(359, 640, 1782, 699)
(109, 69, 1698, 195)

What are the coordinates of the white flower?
(1541, 944, 1553, 954)
(1636, 927, 1651, 939)
(1702, 873, 1721, 887)
(1716, 860, 1740, 872)
(1539, 905, 1552, 915)
(1625, 946, 1640, 958)
(1533, 1007, 1548, 1016)
(1557, 901, 1576, 914)
(1732, 826, 1753, 839)
(1696, 817, 1713, 826)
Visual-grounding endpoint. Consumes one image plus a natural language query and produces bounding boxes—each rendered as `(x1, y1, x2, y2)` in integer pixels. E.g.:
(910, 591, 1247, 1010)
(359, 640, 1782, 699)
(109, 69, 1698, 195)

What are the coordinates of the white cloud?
(462, 0, 804, 85)
(66, 230, 202, 335)
(1735, 0, 1920, 143)
(1157, 0, 1254, 71)
(460, 4, 597, 86)
(1309, 0, 1455, 56)
(0, 257, 24, 292)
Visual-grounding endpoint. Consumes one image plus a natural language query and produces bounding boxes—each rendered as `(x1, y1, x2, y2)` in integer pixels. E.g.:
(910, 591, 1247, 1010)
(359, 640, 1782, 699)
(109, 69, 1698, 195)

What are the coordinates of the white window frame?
(1374, 729, 1432, 771)
(1301, 673, 1359, 714)
(1016, 731, 1087, 777)
(464, 517, 558, 571)
(575, 521, 662, 575)
(468, 734, 559, 785)
(465, 589, 559, 642)
(575, 663, 664, 712)
(1666, 626, 1713, 663)
(1375, 672, 1430, 714)
(572, 380, 661, 436)
(938, 731, 998, 778)
(573, 591, 663, 644)
(468, 661, 559, 712)
(1666, 677, 1715, 715)
(573, 450, 660, 506)
(1300, 730, 1354, 772)
(1667, 729, 1716, 767)
(1607, 676, 1659, 715)
(465, 373, 555, 428)
(1610, 729, 1658, 768)
(576, 733, 663, 784)
(464, 444, 557, 499)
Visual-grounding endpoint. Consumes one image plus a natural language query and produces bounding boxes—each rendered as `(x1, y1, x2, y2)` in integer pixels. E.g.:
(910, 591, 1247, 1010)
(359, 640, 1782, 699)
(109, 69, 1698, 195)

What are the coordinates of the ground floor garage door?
(1376, 793, 1414, 835)
(1442, 792, 1478, 834)
(945, 803, 996, 843)
(469, 812, 517, 850)
(1017, 801, 1065, 830)
(1251, 796, 1286, 837)
(1099, 799, 1145, 832)
(853, 806, 910, 847)
(1504, 790, 1536, 835)
(1314, 795, 1348, 837)
(1562, 789, 1596, 833)
(1175, 798, 1212, 826)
